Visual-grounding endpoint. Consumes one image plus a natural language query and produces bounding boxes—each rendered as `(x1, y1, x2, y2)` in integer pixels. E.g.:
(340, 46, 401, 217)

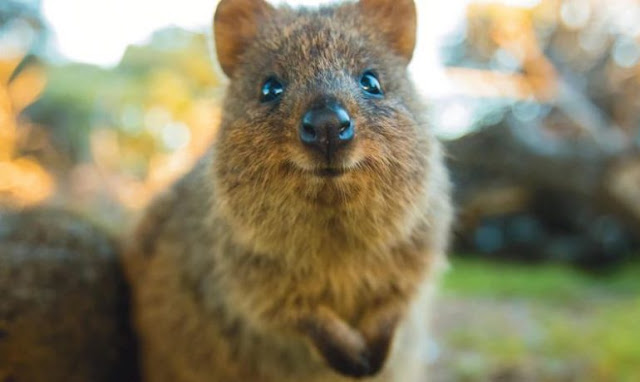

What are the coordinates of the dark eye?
(261, 77, 284, 103)
(359, 71, 383, 96)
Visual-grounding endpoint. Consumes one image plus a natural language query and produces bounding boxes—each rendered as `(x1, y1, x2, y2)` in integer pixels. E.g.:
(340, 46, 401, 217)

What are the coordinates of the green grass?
(442, 257, 640, 302)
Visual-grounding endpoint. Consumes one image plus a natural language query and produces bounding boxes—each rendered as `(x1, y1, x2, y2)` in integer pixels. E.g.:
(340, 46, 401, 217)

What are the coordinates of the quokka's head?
(213, 0, 433, 210)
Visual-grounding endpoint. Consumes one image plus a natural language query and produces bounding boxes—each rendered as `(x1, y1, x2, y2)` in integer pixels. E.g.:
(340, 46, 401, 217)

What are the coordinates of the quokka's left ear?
(357, 0, 417, 62)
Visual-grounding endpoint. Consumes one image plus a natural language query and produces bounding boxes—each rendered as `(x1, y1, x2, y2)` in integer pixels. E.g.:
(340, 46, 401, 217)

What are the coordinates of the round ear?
(357, 0, 417, 62)
(214, 0, 275, 77)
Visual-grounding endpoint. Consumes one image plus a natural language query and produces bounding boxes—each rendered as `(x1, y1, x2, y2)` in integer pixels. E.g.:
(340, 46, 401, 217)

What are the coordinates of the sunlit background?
(1, 0, 639, 380)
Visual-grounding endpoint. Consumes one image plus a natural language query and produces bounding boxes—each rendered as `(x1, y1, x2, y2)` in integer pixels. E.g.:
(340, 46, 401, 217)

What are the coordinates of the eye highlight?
(261, 77, 284, 103)
(359, 71, 383, 97)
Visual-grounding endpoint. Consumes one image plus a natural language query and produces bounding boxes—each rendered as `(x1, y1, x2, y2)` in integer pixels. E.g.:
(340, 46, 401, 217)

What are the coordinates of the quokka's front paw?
(358, 308, 402, 376)
(299, 307, 381, 378)
(310, 328, 373, 378)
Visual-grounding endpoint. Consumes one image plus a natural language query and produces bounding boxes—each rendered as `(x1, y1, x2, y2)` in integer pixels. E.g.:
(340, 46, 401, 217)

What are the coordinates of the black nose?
(299, 101, 354, 161)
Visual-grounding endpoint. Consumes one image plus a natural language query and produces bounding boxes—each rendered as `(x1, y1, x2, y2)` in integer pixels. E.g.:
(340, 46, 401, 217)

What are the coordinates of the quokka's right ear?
(358, 0, 417, 62)
(214, 0, 275, 77)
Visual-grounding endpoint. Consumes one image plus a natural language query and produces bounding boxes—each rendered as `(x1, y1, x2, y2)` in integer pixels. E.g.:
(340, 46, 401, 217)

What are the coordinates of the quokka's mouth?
(284, 161, 352, 178)
(312, 167, 347, 178)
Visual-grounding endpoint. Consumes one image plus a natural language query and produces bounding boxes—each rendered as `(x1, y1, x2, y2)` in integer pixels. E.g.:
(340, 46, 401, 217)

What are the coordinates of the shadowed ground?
(430, 260, 640, 382)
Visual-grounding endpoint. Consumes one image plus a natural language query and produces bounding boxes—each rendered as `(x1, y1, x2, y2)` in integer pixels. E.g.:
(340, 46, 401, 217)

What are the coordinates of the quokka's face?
(214, 0, 429, 187)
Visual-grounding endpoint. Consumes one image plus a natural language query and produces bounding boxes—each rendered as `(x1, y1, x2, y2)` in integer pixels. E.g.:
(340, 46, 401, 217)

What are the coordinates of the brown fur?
(0, 208, 139, 382)
(126, 0, 453, 381)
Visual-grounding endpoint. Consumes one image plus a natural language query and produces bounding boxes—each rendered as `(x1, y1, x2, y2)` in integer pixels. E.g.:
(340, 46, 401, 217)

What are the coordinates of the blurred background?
(1, 0, 639, 380)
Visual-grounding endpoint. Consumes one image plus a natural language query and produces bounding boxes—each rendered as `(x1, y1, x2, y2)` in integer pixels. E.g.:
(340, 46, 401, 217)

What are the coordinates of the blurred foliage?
(438, 0, 640, 266)
(1, 1, 222, 222)
(438, 0, 640, 149)
(0, 0, 53, 208)
(26, 28, 223, 217)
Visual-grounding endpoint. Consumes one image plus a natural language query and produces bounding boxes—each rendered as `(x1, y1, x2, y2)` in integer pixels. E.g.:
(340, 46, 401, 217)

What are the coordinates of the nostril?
(338, 119, 350, 133)
(338, 121, 354, 141)
(300, 122, 317, 144)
